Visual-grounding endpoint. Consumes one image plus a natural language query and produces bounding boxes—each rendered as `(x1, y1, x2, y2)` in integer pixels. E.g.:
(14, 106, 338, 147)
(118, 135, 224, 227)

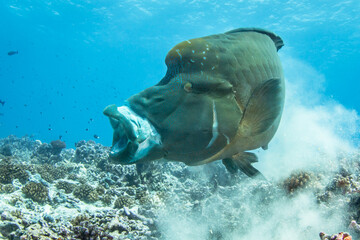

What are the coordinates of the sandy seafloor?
(0, 135, 360, 240)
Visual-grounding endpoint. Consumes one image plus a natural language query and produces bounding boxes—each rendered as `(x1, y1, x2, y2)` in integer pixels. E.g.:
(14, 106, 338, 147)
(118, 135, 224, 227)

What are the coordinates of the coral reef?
(114, 195, 135, 209)
(35, 163, 70, 183)
(31, 143, 53, 162)
(1, 135, 360, 239)
(31, 142, 67, 164)
(102, 193, 114, 205)
(319, 232, 352, 240)
(282, 171, 316, 194)
(50, 139, 66, 155)
(0, 183, 15, 193)
(56, 180, 76, 193)
(73, 140, 110, 164)
(0, 135, 38, 158)
(22, 182, 49, 203)
(0, 144, 12, 156)
(0, 157, 29, 184)
(73, 183, 100, 202)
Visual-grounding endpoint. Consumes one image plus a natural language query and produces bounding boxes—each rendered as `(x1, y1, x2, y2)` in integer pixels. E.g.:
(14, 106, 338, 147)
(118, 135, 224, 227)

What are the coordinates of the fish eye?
(184, 82, 192, 92)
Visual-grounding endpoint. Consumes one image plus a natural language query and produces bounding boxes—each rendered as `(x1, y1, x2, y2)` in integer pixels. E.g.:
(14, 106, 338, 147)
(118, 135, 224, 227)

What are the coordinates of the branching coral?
(114, 195, 135, 209)
(282, 171, 315, 194)
(73, 184, 100, 202)
(22, 182, 49, 203)
(0, 158, 29, 184)
(56, 180, 76, 194)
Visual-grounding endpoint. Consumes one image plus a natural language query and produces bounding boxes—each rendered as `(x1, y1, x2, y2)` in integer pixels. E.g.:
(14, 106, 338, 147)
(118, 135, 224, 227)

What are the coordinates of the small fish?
(0, 100, 5, 106)
(0, 113, 3, 116)
(94, 134, 100, 139)
(8, 51, 18, 56)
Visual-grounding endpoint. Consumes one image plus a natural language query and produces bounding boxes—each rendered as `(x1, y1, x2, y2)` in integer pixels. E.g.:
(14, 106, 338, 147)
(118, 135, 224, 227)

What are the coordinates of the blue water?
(0, 0, 359, 147)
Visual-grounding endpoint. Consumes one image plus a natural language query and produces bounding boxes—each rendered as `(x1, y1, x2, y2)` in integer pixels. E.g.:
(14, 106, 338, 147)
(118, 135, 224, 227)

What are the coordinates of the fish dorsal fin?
(225, 28, 284, 51)
(239, 78, 283, 136)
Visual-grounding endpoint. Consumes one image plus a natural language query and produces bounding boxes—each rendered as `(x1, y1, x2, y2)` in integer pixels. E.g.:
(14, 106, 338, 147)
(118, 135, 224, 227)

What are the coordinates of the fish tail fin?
(222, 152, 265, 179)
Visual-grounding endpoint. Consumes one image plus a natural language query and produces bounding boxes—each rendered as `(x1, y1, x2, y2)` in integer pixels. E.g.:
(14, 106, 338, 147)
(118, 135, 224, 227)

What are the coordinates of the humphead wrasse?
(104, 28, 285, 177)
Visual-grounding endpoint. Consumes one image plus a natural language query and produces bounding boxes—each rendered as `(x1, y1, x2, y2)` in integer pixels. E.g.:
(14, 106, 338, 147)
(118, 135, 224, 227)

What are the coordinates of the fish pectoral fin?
(222, 152, 264, 178)
(239, 78, 283, 136)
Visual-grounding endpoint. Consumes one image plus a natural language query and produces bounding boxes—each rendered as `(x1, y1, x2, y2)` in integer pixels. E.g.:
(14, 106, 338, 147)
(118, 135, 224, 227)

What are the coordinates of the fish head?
(122, 38, 242, 163)
(105, 68, 240, 165)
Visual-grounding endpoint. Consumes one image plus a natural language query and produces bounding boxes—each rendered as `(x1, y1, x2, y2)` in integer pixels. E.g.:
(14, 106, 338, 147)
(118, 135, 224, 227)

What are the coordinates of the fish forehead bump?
(166, 38, 211, 63)
(164, 29, 281, 77)
(165, 38, 220, 75)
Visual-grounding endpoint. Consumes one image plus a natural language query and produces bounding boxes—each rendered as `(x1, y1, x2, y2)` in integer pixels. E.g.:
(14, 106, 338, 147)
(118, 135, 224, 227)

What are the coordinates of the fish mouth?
(103, 104, 162, 164)
(109, 130, 139, 164)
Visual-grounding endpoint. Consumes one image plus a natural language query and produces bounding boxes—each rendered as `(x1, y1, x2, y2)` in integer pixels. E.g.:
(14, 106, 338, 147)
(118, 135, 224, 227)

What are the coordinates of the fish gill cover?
(0, 0, 360, 239)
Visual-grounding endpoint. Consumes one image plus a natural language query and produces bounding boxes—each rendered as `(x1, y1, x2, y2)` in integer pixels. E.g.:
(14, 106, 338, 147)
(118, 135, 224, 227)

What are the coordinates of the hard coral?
(283, 171, 314, 194)
(349, 220, 360, 233)
(32, 141, 67, 164)
(102, 194, 114, 206)
(0, 144, 12, 156)
(0, 158, 29, 184)
(114, 195, 135, 209)
(0, 135, 38, 157)
(328, 175, 355, 193)
(73, 184, 100, 202)
(136, 188, 150, 204)
(35, 164, 69, 182)
(71, 213, 114, 240)
(319, 232, 352, 240)
(50, 139, 66, 155)
(22, 182, 49, 203)
(0, 183, 15, 193)
(74, 140, 109, 164)
(56, 180, 76, 193)
(31, 143, 54, 164)
(73, 223, 113, 240)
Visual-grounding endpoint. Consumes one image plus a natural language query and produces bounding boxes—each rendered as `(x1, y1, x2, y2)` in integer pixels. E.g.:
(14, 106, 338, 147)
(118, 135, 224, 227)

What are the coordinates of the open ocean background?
(1, 0, 359, 147)
(2, 1, 360, 239)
